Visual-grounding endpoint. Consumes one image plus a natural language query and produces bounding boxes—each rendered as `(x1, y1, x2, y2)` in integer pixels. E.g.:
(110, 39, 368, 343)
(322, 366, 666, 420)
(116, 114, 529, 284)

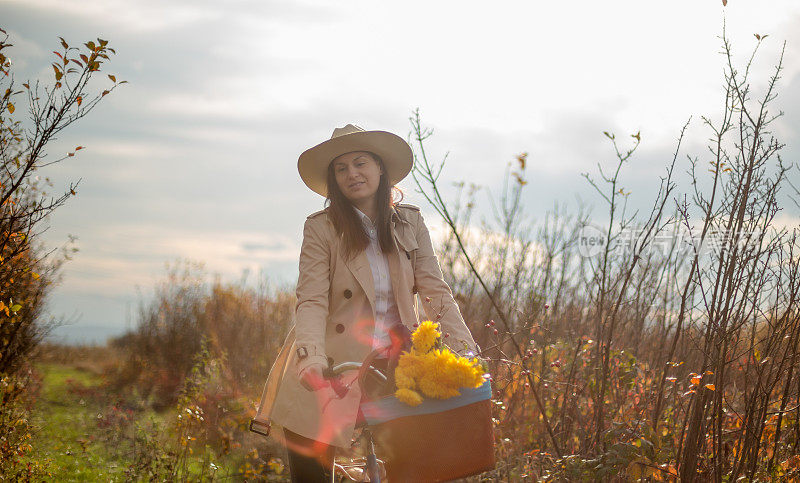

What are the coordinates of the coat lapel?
(339, 208, 419, 316)
(391, 207, 419, 253)
(390, 208, 421, 329)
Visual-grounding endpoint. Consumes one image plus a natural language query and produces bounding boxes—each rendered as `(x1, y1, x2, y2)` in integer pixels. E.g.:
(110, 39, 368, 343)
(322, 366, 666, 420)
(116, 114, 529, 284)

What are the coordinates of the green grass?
(22, 363, 281, 481)
(26, 363, 136, 480)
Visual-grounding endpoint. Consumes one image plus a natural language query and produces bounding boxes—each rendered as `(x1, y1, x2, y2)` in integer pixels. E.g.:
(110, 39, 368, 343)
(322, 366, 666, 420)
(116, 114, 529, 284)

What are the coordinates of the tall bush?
(0, 28, 122, 479)
(0, 28, 123, 374)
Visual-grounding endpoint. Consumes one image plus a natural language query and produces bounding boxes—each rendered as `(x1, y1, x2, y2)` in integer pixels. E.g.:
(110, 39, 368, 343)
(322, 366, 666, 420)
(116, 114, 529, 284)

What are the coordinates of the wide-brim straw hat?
(298, 123, 413, 197)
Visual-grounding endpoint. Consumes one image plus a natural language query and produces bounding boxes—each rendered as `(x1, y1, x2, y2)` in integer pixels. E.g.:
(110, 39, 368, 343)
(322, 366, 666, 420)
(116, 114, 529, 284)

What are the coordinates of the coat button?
(344, 289, 352, 299)
(335, 324, 345, 333)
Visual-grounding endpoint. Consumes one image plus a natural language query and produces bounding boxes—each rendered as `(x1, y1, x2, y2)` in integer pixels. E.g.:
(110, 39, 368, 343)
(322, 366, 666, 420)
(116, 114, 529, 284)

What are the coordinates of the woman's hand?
(299, 362, 330, 392)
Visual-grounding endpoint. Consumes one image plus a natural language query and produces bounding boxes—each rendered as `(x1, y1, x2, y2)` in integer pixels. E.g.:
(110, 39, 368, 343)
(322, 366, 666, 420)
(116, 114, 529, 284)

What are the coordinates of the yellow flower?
(394, 370, 416, 390)
(395, 388, 423, 406)
(394, 320, 486, 405)
(412, 320, 440, 353)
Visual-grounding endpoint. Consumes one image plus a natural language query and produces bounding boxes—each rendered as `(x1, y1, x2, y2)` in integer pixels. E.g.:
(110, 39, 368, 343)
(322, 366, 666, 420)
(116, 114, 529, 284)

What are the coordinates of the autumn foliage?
(0, 28, 122, 478)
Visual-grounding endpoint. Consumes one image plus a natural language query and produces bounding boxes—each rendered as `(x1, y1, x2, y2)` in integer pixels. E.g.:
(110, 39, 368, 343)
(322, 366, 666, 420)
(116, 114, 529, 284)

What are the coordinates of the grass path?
(24, 363, 270, 481)
(26, 363, 133, 480)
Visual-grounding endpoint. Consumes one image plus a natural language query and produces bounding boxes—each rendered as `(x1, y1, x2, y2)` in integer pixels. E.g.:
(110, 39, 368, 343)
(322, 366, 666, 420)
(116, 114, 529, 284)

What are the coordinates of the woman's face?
(332, 151, 383, 208)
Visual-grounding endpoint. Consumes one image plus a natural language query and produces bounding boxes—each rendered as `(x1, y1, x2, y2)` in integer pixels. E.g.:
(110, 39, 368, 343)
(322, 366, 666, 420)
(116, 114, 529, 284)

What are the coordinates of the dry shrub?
(100, 258, 294, 475)
(0, 366, 49, 480)
(409, 24, 800, 479)
(107, 260, 294, 407)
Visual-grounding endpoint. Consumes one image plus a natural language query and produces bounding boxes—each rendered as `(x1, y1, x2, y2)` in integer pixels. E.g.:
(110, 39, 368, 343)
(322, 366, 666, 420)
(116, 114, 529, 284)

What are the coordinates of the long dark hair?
(325, 152, 403, 260)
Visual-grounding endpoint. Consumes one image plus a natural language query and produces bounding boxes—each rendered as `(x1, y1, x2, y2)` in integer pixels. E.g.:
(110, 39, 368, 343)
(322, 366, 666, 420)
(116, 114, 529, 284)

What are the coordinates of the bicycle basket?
(358, 381, 495, 482)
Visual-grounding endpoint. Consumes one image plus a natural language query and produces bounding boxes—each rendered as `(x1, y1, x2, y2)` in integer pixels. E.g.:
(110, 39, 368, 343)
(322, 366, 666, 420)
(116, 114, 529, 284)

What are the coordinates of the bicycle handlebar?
(322, 354, 389, 399)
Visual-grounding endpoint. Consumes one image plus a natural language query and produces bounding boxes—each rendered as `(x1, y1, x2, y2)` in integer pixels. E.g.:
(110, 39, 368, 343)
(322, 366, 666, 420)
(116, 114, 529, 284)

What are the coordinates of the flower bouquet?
(359, 321, 495, 482)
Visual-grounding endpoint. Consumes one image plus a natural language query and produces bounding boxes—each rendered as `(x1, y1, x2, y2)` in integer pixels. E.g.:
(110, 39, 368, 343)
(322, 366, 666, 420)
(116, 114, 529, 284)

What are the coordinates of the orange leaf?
(76, 96, 82, 106)
(705, 384, 716, 391)
(108, 74, 116, 83)
(7, 103, 13, 114)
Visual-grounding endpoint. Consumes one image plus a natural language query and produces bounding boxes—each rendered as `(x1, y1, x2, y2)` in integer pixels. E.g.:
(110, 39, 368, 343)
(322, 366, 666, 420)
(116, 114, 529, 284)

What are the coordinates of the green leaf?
(10, 304, 21, 312)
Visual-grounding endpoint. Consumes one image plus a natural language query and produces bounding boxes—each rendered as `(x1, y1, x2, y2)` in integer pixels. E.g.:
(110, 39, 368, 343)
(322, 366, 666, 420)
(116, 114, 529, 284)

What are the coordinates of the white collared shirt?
(353, 206, 402, 350)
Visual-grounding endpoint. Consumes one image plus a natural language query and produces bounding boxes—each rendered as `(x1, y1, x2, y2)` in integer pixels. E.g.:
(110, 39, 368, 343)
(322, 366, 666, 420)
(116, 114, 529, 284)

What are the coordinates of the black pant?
(283, 357, 392, 481)
(283, 428, 335, 482)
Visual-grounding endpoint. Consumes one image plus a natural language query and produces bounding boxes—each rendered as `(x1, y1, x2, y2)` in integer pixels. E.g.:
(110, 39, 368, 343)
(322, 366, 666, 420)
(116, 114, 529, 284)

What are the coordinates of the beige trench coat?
(253, 203, 479, 448)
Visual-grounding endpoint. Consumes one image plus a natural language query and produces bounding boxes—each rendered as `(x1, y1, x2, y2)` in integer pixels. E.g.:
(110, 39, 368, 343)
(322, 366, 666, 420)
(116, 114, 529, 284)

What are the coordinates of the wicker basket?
(360, 382, 495, 482)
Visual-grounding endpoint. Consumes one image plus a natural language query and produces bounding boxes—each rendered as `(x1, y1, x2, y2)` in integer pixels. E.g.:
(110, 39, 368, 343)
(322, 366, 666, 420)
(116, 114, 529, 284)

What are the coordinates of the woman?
(253, 123, 479, 482)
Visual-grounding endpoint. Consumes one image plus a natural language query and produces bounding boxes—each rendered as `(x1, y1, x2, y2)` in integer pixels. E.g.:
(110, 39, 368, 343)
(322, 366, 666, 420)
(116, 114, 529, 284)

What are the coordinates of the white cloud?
(3, 28, 46, 71)
(145, 91, 268, 120)
(50, 222, 300, 297)
(7, 0, 218, 33)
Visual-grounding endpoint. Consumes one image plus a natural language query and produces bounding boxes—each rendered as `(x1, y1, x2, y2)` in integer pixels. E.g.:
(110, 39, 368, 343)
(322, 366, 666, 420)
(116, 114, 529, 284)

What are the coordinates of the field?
(14, 347, 287, 482)
(2, 20, 800, 482)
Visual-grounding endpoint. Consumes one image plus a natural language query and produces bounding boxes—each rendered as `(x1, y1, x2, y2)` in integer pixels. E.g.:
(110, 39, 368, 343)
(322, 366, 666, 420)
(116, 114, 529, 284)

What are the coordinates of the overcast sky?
(2, 0, 799, 343)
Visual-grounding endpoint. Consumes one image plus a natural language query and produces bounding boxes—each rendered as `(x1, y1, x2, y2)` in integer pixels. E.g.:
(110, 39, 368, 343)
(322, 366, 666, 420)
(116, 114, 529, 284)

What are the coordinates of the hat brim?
(298, 130, 413, 197)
